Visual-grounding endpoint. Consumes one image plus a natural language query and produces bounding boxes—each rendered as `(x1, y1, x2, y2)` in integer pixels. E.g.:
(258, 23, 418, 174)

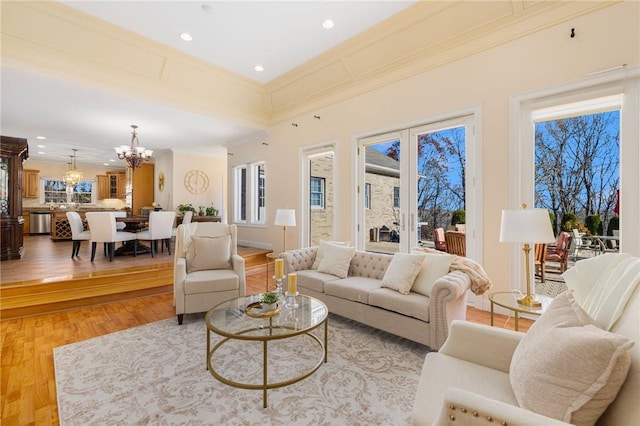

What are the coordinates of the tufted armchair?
(174, 222, 246, 325)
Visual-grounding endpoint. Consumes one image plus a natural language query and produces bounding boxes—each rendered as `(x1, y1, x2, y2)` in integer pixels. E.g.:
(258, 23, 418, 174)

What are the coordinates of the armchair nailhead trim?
(461, 408, 467, 413)
(449, 415, 456, 421)
(501, 422, 507, 425)
(487, 416, 493, 422)
(449, 404, 455, 410)
(473, 411, 478, 417)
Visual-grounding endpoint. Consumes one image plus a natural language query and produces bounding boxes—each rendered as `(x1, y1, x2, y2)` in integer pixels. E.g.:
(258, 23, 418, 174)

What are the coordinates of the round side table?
(489, 291, 553, 331)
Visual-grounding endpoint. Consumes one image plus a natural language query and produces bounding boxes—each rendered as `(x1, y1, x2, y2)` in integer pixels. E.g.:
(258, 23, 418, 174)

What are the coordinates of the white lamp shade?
(274, 209, 296, 227)
(500, 208, 555, 243)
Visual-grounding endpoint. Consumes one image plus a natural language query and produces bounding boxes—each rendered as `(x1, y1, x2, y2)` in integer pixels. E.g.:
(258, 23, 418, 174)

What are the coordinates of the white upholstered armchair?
(173, 222, 246, 325)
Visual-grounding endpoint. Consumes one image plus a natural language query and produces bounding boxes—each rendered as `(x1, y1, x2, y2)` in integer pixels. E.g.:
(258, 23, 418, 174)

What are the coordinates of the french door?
(358, 115, 477, 256)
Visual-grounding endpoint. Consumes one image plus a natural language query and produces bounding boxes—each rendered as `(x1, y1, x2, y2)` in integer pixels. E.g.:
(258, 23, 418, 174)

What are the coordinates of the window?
(42, 179, 94, 204)
(310, 177, 325, 209)
(234, 162, 266, 224)
(364, 183, 371, 209)
(393, 186, 400, 209)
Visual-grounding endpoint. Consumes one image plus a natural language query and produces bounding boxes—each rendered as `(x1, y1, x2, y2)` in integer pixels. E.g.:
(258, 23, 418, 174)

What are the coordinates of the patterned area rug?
(54, 313, 431, 425)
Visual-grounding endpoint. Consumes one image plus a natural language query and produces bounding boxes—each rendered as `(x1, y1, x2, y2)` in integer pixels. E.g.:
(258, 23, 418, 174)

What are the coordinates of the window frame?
(40, 178, 96, 205)
(364, 182, 371, 209)
(310, 176, 325, 210)
(233, 161, 266, 225)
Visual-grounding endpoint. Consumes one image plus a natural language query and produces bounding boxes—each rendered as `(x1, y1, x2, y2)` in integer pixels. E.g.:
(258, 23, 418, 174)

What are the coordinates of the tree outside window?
(43, 179, 93, 204)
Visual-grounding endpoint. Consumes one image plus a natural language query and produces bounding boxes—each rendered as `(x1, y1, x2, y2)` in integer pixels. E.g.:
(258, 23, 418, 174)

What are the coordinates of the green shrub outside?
(451, 210, 466, 226)
(585, 215, 603, 236)
(607, 216, 620, 236)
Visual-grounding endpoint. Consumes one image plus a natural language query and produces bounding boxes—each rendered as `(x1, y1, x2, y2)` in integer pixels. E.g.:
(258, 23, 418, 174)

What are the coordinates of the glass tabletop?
(489, 291, 553, 316)
(205, 294, 328, 340)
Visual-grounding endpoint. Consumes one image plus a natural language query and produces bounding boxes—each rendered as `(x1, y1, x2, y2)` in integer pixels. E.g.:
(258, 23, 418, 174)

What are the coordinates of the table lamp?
(499, 205, 555, 307)
(274, 209, 296, 252)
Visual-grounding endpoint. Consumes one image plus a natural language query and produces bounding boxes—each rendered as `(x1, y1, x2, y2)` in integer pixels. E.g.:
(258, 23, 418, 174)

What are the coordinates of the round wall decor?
(184, 169, 210, 194)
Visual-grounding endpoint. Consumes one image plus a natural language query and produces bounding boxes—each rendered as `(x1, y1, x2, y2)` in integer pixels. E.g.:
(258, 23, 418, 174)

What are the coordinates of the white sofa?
(412, 253, 639, 425)
(281, 246, 472, 349)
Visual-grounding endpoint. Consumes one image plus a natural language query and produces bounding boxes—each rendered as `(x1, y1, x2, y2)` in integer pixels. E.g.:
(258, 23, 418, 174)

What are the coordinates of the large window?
(234, 162, 266, 225)
(310, 177, 325, 209)
(42, 179, 94, 204)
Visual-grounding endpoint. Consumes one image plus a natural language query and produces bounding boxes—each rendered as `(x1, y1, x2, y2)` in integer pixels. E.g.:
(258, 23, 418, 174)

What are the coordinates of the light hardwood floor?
(0, 236, 531, 426)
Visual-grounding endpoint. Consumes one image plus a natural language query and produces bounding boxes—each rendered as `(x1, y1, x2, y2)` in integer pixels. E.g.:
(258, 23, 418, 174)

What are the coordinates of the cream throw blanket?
(562, 253, 640, 331)
(415, 247, 492, 295)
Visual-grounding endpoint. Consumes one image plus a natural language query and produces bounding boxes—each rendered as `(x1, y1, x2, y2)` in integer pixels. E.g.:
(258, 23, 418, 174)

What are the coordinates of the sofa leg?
(177, 314, 184, 325)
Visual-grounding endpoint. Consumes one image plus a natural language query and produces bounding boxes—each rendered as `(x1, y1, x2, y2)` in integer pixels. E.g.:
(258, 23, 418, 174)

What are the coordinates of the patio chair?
(444, 231, 465, 257)
(546, 231, 571, 272)
(433, 227, 447, 251)
(534, 243, 547, 283)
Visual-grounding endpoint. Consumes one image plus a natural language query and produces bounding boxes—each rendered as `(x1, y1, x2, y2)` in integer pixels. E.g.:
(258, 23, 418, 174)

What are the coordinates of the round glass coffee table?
(205, 294, 328, 407)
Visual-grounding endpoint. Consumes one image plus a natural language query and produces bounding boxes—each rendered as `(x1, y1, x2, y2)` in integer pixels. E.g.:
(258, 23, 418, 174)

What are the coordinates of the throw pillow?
(411, 251, 455, 297)
(312, 240, 350, 270)
(317, 245, 355, 279)
(380, 252, 426, 295)
(510, 290, 633, 425)
(186, 235, 232, 273)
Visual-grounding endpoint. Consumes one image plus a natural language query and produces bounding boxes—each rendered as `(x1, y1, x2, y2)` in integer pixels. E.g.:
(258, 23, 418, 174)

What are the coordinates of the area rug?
(54, 313, 431, 425)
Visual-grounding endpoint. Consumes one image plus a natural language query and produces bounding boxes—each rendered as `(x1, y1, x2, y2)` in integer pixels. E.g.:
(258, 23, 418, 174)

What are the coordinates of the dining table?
(115, 215, 151, 256)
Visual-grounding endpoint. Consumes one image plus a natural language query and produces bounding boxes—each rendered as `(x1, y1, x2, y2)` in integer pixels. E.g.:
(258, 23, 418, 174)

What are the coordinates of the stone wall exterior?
(365, 172, 400, 241)
(310, 155, 334, 245)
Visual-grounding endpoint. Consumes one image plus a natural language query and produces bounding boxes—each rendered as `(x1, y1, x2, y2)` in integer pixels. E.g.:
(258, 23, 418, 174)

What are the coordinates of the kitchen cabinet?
(97, 175, 109, 200)
(132, 163, 154, 215)
(1, 136, 28, 261)
(22, 213, 30, 234)
(97, 171, 126, 200)
(23, 169, 39, 198)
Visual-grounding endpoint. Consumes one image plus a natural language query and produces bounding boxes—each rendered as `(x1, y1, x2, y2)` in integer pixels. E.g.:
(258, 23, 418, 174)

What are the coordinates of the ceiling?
(1, 1, 416, 169)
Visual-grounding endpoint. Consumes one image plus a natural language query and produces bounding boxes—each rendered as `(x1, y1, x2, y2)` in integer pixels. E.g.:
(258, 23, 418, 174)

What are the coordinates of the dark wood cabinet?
(1, 136, 29, 261)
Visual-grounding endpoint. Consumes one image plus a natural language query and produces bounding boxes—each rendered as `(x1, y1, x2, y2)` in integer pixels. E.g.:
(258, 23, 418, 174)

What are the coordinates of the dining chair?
(172, 210, 193, 239)
(113, 211, 127, 231)
(85, 212, 137, 262)
(136, 211, 176, 257)
(66, 211, 91, 258)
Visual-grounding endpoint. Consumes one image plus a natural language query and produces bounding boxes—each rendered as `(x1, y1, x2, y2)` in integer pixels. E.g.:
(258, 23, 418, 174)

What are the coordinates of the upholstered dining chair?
(444, 231, 466, 257)
(136, 211, 176, 257)
(66, 211, 91, 258)
(174, 222, 246, 325)
(113, 210, 127, 231)
(171, 210, 193, 240)
(534, 243, 547, 283)
(546, 231, 571, 273)
(85, 212, 137, 262)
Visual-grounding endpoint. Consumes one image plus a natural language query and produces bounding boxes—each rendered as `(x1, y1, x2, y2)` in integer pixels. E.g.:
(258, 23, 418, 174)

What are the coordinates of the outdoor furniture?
(534, 243, 547, 283)
(433, 228, 447, 251)
(546, 232, 571, 272)
(444, 231, 466, 257)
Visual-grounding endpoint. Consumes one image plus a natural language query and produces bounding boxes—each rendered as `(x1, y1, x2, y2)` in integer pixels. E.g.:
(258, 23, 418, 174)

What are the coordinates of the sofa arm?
(432, 387, 569, 426)
(174, 257, 187, 312)
(428, 270, 471, 349)
(439, 320, 523, 373)
(231, 254, 246, 296)
(281, 247, 318, 274)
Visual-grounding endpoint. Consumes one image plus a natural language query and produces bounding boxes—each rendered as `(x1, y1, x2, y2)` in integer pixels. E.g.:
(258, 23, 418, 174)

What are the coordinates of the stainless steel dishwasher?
(30, 211, 51, 234)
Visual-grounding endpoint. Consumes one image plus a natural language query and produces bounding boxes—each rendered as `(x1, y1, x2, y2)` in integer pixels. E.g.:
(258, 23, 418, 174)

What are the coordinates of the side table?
(489, 291, 553, 331)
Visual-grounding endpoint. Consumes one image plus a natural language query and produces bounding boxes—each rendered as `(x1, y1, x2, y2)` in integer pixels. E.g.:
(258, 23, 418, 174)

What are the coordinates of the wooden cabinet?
(1, 136, 28, 261)
(23, 169, 39, 198)
(97, 171, 126, 200)
(22, 213, 30, 234)
(132, 163, 154, 215)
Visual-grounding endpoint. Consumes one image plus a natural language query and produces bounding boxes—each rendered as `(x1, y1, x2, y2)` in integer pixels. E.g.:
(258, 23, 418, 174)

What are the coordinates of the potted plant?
(260, 292, 279, 311)
(198, 206, 206, 216)
(205, 204, 219, 216)
(177, 203, 195, 216)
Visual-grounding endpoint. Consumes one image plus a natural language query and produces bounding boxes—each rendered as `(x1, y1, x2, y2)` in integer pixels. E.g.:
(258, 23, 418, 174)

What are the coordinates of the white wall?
(229, 2, 640, 297)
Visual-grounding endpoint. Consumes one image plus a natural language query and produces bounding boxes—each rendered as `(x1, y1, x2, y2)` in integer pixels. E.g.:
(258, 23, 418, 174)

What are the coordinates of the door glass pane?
(309, 152, 333, 246)
(414, 126, 466, 250)
(364, 140, 401, 254)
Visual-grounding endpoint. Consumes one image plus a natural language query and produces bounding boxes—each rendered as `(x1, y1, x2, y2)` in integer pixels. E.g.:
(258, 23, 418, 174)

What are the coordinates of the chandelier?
(115, 124, 153, 169)
(63, 149, 83, 186)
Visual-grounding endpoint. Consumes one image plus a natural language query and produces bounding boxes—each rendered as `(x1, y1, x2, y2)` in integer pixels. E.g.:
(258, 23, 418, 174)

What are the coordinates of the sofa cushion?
(183, 269, 239, 294)
(186, 235, 231, 273)
(324, 277, 380, 304)
(311, 240, 350, 270)
(510, 290, 633, 425)
(380, 252, 426, 295)
(411, 251, 456, 297)
(317, 245, 356, 278)
(368, 288, 430, 322)
(294, 269, 340, 293)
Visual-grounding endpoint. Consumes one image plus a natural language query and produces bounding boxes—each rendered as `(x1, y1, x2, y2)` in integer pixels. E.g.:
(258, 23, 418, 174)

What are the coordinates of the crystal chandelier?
(115, 124, 153, 169)
(63, 149, 83, 186)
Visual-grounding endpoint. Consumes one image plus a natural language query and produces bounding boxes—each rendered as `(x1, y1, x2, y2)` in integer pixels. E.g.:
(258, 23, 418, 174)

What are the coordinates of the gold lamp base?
(517, 293, 542, 307)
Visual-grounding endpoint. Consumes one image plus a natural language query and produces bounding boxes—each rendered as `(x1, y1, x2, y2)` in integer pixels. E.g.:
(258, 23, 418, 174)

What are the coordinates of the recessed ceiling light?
(322, 19, 335, 29)
(38, 151, 45, 155)
(37, 144, 45, 148)
(109, 159, 115, 162)
(103, 163, 110, 166)
(36, 136, 46, 140)
(254, 65, 264, 72)
(180, 33, 193, 41)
